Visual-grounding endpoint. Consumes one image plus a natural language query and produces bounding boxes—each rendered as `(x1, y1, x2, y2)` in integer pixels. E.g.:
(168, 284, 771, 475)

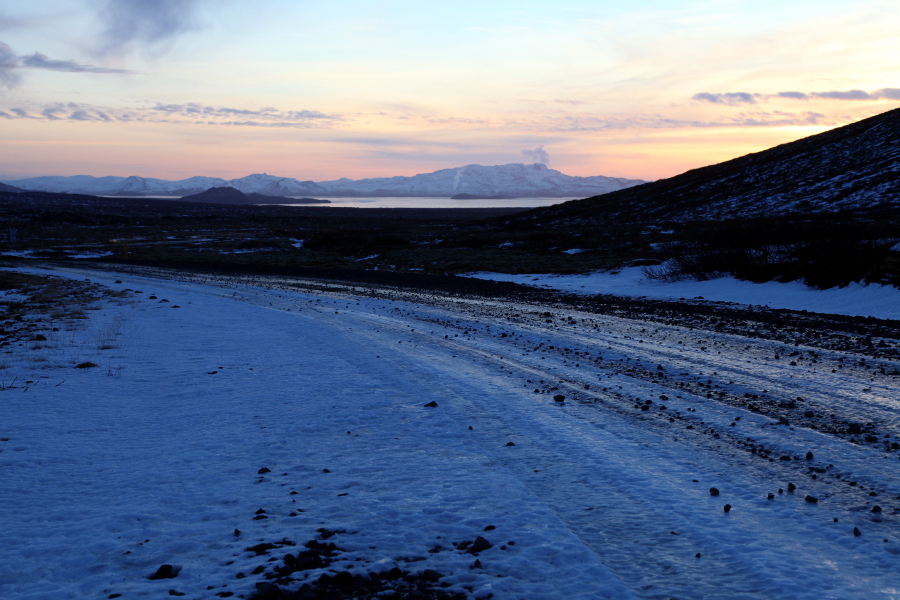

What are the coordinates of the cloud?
(20, 52, 133, 74)
(0, 41, 20, 88)
(151, 102, 341, 123)
(698, 88, 900, 104)
(99, 0, 203, 54)
(521, 145, 550, 165)
(0, 40, 134, 88)
(692, 92, 761, 106)
(0, 100, 342, 128)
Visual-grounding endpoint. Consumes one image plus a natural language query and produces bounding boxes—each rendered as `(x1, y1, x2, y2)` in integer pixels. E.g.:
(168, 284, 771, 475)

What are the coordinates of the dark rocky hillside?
(524, 106, 900, 225)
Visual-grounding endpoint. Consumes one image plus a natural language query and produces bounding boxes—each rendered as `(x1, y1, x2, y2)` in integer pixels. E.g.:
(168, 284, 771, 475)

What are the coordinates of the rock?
(768, 493, 775, 499)
(724, 504, 732, 513)
(709, 487, 720, 496)
(471, 559, 483, 569)
(848, 423, 862, 435)
(805, 495, 818, 503)
(424, 401, 438, 408)
(779, 455, 791, 461)
(422, 569, 442, 582)
(149, 564, 177, 580)
(506, 441, 515, 446)
(804, 411, 814, 418)
(806, 452, 814, 460)
(484, 525, 496, 531)
(254, 582, 282, 598)
(168, 591, 185, 597)
(788, 483, 796, 492)
(468, 536, 493, 554)
(553, 394, 565, 402)
(258, 467, 271, 474)
(233, 529, 241, 537)
(854, 527, 862, 536)
(872, 506, 883, 513)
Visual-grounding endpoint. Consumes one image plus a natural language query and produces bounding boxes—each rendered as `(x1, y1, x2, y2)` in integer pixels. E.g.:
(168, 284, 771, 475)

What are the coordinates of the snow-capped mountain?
(1, 164, 643, 198)
(316, 163, 643, 197)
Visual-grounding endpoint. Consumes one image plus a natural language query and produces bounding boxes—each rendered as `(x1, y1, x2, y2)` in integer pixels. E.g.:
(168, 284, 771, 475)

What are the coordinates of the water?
(283, 196, 579, 209)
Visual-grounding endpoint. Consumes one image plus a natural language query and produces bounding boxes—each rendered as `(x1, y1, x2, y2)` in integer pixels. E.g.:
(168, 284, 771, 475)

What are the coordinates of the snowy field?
(1, 264, 899, 600)
(465, 268, 900, 321)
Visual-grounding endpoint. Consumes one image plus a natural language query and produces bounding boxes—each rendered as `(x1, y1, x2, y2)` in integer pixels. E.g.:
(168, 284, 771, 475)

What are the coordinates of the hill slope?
(527, 106, 900, 225)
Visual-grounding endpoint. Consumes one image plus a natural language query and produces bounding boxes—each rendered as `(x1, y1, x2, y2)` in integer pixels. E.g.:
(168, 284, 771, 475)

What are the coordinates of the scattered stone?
(768, 493, 775, 500)
(788, 483, 797, 492)
(149, 564, 178, 580)
(258, 467, 271, 474)
(506, 441, 516, 446)
(424, 401, 438, 408)
(854, 527, 862, 537)
(467, 536, 493, 554)
(709, 487, 720, 496)
(805, 495, 818, 503)
(724, 504, 732, 513)
(872, 506, 883, 513)
(553, 394, 565, 402)
(806, 452, 814, 460)
(848, 423, 862, 435)
(484, 525, 496, 531)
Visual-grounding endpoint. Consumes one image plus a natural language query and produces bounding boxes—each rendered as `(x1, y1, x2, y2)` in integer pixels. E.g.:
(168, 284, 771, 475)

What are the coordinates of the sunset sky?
(1, 0, 898, 182)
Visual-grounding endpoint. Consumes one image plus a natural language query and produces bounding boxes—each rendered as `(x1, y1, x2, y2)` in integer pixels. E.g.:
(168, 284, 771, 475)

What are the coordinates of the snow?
(464, 267, 900, 321)
(1, 264, 898, 599)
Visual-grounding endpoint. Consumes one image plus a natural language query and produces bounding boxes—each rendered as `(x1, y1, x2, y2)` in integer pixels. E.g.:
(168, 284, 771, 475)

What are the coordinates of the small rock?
(484, 525, 496, 531)
(149, 564, 177, 580)
(553, 394, 565, 402)
(506, 441, 515, 446)
(854, 527, 862, 537)
(233, 529, 241, 537)
(806, 452, 814, 460)
(724, 504, 732, 513)
(424, 401, 438, 408)
(709, 487, 720, 496)
(872, 506, 883, 513)
(258, 467, 271, 474)
(421, 569, 442, 582)
(767, 493, 775, 500)
(788, 483, 796, 492)
(779, 455, 791, 461)
(468, 536, 493, 554)
(805, 495, 818, 503)
(254, 582, 281, 599)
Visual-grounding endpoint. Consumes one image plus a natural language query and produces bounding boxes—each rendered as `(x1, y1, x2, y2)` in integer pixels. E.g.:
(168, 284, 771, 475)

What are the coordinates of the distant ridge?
(523, 106, 900, 225)
(1, 163, 645, 199)
(180, 187, 330, 205)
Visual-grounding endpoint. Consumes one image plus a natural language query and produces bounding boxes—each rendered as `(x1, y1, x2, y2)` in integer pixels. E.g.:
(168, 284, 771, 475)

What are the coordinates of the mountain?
(0, 182, 25, 193)
(179, 187, 330, 205)
(524, 106, 900, 225)
(1, 164, 644, 198)
(315, 163, 643, 197)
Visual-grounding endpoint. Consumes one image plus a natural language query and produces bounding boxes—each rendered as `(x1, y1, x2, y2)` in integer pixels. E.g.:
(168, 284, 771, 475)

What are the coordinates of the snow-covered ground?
(465, 268, 900, 321)
(1, 264, 899, 600)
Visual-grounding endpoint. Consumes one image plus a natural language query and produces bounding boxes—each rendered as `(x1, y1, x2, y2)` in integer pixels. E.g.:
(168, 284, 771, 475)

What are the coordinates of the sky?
(1, 0, 898, 182)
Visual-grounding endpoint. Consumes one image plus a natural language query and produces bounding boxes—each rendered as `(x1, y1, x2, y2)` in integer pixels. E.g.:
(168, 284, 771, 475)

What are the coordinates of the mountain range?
(1, 163, 645, 199)
(526, 106, 900, 225)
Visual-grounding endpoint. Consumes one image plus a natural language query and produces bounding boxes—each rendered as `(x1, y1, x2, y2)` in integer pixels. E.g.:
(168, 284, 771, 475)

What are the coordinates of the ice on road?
(1, 265, 898, 600)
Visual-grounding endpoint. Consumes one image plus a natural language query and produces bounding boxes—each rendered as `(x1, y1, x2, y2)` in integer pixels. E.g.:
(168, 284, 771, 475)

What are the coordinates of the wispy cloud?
(98, 0, 203, 55)
(0, 100, 343, 128)
(0, 40, 134, 88)
(20, 52, 133, 74)
(694, 88, 900, 104)
(692, 92, 761, 106)
(0, 41, 21, 88)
